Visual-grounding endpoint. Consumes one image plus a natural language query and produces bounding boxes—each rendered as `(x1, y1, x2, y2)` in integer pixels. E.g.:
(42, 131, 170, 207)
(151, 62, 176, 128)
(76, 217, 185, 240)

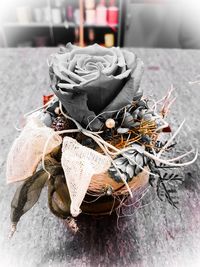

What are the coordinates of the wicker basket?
(80, 168, 149, 215)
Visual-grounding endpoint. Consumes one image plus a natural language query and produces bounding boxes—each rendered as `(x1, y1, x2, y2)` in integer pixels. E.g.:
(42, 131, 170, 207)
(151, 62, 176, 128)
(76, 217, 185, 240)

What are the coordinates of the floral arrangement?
(6, 43, 197, 236)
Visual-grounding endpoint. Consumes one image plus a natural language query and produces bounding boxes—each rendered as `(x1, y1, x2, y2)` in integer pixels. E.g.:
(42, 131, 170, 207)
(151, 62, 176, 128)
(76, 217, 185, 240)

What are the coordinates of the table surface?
(0, 47, 200, 267)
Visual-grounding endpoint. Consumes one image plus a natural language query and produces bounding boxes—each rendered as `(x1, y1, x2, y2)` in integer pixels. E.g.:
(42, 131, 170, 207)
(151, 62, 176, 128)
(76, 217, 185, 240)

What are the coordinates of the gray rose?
(48, 43, 144, 130)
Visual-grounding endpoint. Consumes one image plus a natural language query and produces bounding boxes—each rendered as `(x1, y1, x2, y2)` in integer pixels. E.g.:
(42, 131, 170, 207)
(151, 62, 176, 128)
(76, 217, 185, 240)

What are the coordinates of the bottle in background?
(96, 0, 107, 25)
(85, 0, 95, 10)
(88, 28, 95, 44)
(43, 6, 51, 23)
(104, 33, 114, 47)
(85, 0, 95, 25)
(52, 0, 62, 24)
(16, 6, 32, 24)
(85, 9, 96, 25)
(74, 9, 80, 25)
(52, 8, 62, 24)
(66, 5, 74, 22)
(85, 0, 96, 25)
(33, 8, 43, 23)
(107, 0, 118, 26)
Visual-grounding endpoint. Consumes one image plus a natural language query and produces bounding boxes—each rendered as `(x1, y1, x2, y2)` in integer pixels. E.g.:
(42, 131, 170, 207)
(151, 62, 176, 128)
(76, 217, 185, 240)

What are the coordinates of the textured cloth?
(61, 136, 111, 217)
(6, 117, 62, 184)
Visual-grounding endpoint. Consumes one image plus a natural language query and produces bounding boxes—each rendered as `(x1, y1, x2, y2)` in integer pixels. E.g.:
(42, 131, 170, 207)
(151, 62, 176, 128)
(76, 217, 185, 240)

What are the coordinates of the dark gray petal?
(101, 56, 144, 120)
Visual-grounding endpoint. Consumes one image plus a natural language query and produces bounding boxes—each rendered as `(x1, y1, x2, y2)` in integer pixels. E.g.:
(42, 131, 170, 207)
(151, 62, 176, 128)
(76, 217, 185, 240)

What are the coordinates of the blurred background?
(0, 0, 200, 49)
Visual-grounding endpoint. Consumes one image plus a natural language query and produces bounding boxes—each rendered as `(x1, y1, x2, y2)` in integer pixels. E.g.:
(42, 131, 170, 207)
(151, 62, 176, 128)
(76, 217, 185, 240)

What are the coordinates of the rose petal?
(80, 72, 99, 81)
(112, 69, 132, 80)
(69, 54, 87, 72)
(53, 70, 124, 126)
(65, 42, 78, 52)
(53, 64, 77, 84)
(54, 87, 103, 130)
(112, 47, 126, 68)
(69, 43, 115, 59)
(74, 69, 91, 76)
(50, 53, 87, 84)
(103, 55, 114, 65)
(101, 47, 125, 76)
(101, 56, 144, 119)
(123, 50, 144, 90)
(122, 50, 137, 73)
(74, 72, 125, 115)
(50, 68, 103, 130)
(69, 44, 119, 78)
(56, 61, 85, 83)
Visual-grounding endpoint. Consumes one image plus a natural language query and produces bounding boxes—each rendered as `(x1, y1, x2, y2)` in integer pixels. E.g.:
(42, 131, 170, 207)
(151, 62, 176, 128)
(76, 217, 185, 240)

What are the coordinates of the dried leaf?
(10, 169, 48, 227)
(48, 168, 71, 219)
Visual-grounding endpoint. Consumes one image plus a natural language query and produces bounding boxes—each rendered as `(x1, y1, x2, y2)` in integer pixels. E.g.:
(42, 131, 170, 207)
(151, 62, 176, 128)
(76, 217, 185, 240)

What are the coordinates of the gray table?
(0, 48, 200, 267)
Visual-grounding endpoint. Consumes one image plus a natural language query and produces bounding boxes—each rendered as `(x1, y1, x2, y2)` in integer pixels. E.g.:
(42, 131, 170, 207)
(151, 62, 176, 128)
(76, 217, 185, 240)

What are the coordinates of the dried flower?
(48, 43, 144, 130)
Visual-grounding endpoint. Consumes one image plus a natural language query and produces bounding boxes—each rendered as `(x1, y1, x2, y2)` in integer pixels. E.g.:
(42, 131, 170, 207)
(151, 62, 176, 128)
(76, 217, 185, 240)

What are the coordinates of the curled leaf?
(10, 169, 48, 234)
(48, 167, 71, 219)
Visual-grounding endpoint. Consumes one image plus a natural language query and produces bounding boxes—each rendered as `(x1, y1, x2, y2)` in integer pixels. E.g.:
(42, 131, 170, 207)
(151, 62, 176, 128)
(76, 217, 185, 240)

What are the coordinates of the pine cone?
(51, 116, 69, 131)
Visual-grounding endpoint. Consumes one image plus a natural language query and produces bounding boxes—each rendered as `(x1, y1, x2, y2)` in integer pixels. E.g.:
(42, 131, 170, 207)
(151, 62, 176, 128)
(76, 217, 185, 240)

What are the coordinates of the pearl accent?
(105, 118, 115, 129)
(55, 107, 61, 115)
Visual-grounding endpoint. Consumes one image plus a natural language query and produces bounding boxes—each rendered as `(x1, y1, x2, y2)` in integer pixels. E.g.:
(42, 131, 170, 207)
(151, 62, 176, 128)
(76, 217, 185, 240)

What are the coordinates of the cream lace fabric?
(61, 136, 111, 217)
(6, 117, 62, 184)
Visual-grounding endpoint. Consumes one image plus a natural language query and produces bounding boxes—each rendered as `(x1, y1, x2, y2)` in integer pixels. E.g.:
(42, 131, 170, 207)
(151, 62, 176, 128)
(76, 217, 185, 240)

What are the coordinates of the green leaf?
(10, 169, 48, 226)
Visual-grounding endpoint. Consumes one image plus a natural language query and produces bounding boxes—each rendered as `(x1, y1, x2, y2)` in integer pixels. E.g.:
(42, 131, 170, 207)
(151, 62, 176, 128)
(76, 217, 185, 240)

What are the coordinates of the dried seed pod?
(51, 116, 69, 131)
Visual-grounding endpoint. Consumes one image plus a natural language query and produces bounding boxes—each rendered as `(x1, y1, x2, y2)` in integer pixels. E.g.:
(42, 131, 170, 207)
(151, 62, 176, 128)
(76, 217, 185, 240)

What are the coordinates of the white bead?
(105, 118, 115, 129)
(55, 107, 61, 115)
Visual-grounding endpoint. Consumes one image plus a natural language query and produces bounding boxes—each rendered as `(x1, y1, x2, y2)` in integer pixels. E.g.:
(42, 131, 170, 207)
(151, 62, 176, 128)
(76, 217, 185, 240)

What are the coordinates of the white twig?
(24, 96, 55, 117)
(143, 149, 198, 167)
(163, 149, 194, 162)
(157, 119, 185, 158)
